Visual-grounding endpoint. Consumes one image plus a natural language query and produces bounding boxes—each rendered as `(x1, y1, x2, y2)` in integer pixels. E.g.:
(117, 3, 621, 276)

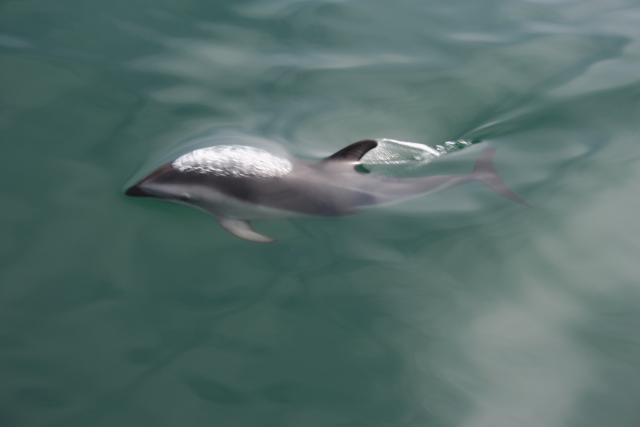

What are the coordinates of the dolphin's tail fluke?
(471, 148, 529, 206)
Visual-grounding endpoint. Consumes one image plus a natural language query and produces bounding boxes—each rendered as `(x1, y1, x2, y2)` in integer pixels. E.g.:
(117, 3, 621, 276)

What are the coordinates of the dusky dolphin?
(125, 139, 526, 242)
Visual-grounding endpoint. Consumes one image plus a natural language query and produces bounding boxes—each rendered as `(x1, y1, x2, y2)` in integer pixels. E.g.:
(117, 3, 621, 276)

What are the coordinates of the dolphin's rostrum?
(125, 139, 526, 242)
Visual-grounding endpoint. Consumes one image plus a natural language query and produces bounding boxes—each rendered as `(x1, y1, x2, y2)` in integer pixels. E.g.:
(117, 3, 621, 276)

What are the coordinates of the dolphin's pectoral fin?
(325, 139, 378, 162)
(217, 217, 274, 243)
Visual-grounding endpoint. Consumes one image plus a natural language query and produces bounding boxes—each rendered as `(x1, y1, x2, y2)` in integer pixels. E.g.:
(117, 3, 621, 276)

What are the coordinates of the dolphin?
(125, 139, 526, 242)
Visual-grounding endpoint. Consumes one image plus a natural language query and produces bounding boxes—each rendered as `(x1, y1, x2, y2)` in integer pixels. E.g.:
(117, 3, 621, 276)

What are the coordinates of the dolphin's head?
(125, 144, 294, 204)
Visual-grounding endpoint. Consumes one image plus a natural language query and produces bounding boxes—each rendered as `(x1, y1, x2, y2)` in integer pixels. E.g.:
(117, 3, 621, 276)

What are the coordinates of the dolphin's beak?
(125, 182, 150, 197)
(124, 164, 175, 198)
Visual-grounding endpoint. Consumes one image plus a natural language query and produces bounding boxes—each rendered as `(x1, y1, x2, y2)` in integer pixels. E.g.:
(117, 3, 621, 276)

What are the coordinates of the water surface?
(2, 0, 640, 426)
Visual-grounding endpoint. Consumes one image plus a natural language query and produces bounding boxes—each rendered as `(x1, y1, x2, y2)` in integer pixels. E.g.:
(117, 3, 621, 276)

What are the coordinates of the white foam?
(172, 145, 292, 177)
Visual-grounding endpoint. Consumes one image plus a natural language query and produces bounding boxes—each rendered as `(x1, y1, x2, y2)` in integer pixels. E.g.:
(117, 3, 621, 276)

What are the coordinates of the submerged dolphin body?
(126, 139, 525, 242)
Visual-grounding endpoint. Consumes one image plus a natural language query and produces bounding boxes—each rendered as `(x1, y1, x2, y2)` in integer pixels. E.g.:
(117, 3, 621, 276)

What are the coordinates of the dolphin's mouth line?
(125, 184, 191, 203)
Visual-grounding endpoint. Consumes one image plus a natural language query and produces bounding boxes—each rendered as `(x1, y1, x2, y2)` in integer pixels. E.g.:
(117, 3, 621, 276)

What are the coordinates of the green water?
(2, 0, 640, 426)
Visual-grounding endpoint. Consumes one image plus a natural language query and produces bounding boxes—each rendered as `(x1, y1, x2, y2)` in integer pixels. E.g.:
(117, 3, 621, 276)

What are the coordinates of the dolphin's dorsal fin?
(324, 139, 378, 162)
(218, 217, 274, 243)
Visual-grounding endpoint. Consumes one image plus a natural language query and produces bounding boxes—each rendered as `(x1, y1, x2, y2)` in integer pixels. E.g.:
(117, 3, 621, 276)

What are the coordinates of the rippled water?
(2, 0, 640, 426)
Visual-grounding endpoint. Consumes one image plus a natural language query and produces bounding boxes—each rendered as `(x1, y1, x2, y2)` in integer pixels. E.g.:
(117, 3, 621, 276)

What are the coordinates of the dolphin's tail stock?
(471, 147, 529, 206)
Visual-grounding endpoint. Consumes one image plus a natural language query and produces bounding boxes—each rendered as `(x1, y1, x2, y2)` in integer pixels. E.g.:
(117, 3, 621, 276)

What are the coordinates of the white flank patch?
(172, 145, 292, 177)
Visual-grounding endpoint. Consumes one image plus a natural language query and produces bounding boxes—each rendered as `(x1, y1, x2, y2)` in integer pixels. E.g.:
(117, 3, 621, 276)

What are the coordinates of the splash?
(360, 138, 474, 168)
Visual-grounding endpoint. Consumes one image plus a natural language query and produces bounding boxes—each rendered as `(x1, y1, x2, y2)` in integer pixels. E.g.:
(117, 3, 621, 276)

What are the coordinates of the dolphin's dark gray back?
(197, 139, 378, 215)
(153, 139, 472, 215)
(191, 170, 377, 216)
